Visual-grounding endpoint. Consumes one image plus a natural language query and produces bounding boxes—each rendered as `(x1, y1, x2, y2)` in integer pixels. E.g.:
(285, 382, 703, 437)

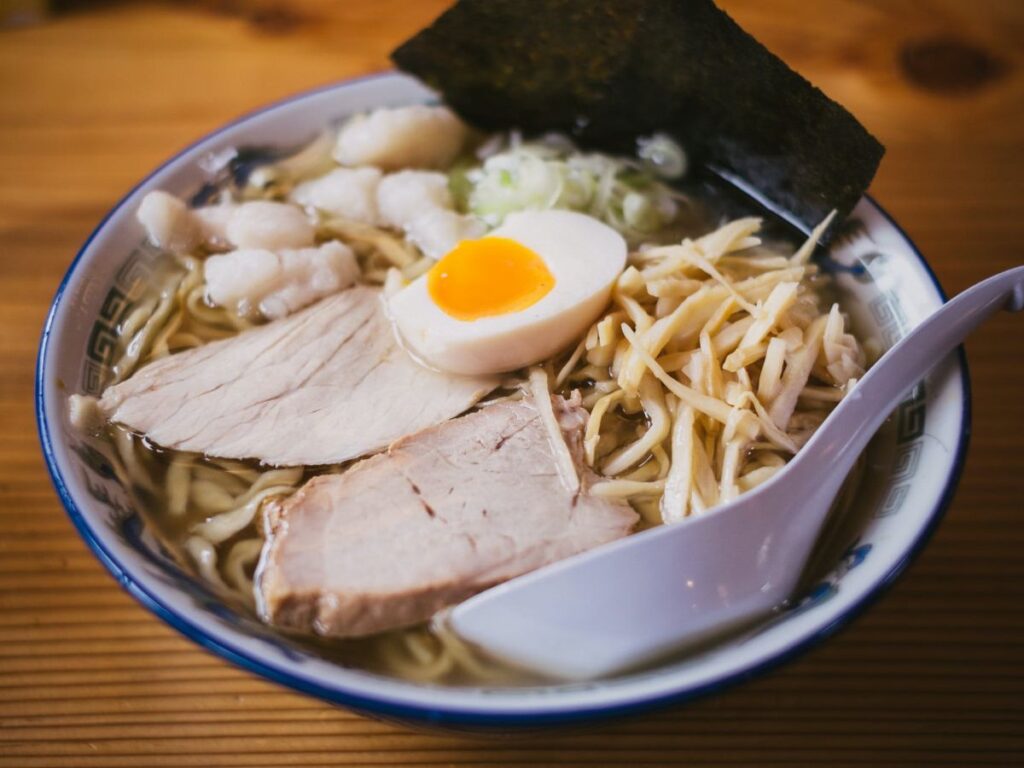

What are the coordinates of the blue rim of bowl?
(35, 73, 972, 728)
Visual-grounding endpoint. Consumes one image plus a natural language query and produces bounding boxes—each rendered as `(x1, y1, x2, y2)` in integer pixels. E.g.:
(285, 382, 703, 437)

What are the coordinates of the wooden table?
(2, 1, 1022, 764)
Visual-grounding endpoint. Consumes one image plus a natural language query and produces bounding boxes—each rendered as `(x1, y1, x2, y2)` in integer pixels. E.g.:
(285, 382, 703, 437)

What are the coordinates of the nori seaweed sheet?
(392, 0, 885, 235)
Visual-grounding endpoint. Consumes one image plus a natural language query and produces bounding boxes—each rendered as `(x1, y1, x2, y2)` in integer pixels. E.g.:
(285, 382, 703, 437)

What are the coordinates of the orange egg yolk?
(427, 237, 555, 321)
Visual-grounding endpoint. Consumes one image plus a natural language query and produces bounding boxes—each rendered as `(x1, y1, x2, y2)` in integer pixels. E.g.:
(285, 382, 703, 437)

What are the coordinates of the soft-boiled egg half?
(388, 210, 627, 375)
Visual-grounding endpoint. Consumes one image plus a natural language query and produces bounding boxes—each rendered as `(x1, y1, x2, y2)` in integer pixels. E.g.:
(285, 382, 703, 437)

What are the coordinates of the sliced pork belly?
(256, 395, 638, 637)
(99, 286, 497, 466)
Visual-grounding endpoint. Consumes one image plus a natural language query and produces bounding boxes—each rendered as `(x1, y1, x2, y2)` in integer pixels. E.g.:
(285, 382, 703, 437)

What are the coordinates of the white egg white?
(388, 209, 627, 375)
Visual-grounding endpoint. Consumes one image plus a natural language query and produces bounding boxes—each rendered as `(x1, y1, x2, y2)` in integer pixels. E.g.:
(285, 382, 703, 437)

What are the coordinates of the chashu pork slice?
(99, 286, 497, 466)
(256, 394, 638, 637)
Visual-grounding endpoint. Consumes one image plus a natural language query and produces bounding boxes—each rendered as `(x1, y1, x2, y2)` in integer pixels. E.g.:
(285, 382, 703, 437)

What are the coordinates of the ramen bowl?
(36, 72, 970, 729)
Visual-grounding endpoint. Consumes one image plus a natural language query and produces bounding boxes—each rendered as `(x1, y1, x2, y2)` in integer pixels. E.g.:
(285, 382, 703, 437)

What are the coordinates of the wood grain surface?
(2, 1, 1023, 765)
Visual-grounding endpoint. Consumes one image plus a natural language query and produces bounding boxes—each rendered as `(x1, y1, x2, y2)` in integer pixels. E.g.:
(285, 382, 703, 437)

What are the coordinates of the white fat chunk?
(192, 204, 235, 248)
(376, 170, 452, 230)
(405, 209, 486, 260)
(136, 190, 199, 252)
(375, 170, 484, 258)
(138, 190, 240, 252)
(290, 166, 382, 224)
(334, 105, 468, 171)
(204, 240, 358, 319)
(225, 201, 315, 250)
(67, 394, 105, 432)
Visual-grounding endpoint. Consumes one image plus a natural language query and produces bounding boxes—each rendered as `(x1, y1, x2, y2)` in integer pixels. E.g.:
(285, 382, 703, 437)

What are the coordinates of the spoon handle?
(800, 266, 1024, 469)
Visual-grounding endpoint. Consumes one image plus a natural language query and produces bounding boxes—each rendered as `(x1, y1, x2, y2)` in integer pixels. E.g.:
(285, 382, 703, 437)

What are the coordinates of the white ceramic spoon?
(448, 266, 1024, 680)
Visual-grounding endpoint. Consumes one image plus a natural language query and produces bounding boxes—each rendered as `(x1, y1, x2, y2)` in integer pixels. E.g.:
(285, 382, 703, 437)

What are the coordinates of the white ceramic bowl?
(36, 72, 970, 728)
